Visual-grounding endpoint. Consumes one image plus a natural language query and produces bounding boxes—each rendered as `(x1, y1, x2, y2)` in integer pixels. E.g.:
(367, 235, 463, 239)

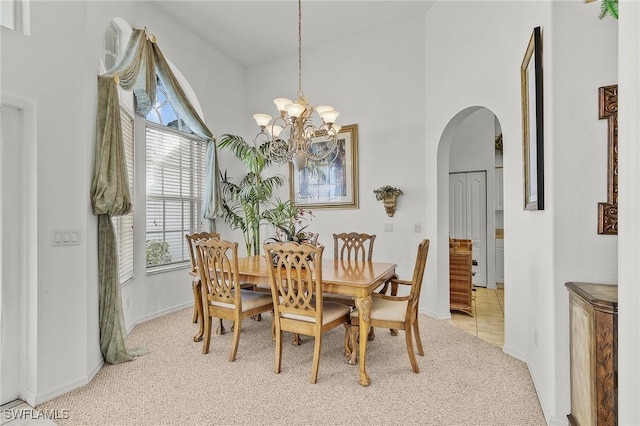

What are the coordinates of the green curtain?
(90, 28, 222, 364)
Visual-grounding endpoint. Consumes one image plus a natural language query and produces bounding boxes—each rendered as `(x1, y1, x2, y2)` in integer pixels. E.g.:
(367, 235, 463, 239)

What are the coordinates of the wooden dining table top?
(236, 255, 398, 298)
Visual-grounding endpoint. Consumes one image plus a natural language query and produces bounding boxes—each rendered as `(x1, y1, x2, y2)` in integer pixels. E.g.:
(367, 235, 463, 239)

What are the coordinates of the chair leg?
(274, 326, 283, 374)
(348, 324, 359, 365)
(202, 314, 212, 354)
(413, 319, 424, 356)
(367, 327, 376, 341)
(228, 317, 242, 362)
(192, 282, 199, 323)
(216, 318, 226, 335)
(193, 282, 205, 342)
(310, 335, 322, 384)
(343, 323, 352, 357)
(292, 333, 302, 346)
(405, 325, 419, 373)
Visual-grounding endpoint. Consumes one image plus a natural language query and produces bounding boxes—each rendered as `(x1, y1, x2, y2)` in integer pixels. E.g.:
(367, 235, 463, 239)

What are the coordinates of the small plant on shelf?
(374, 185, 403, 217)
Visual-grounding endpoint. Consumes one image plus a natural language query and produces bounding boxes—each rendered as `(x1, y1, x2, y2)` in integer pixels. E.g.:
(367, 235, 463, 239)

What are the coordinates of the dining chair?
(263, 241, 351, 384)
(329, 232, 382, 341)
(345, 239, 430, 373)
(186, 231, 220, 341)
(196, 239, 273, 361)
(333, 232, 375, 262)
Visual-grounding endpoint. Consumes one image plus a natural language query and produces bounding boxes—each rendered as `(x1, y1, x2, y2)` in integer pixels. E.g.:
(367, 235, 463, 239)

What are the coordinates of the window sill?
(146, 262, 190, 276)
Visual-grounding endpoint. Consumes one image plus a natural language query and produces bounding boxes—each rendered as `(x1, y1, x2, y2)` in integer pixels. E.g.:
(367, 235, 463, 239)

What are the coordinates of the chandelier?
(252, 0, 341, 170)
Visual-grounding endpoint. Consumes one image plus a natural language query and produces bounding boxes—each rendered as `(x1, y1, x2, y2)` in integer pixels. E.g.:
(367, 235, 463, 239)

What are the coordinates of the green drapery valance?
(90, 27, 222, 364)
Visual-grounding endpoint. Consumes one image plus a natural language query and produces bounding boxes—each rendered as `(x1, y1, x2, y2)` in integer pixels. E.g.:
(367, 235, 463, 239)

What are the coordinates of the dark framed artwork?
(289, 124, 359, 209)
(521, 26, 545, 211)
(597, 85, 618, 235)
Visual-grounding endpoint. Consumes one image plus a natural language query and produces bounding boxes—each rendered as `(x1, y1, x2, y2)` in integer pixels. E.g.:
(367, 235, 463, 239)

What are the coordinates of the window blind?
(112, 108, 134, 285)
(145, 123, 206, 268)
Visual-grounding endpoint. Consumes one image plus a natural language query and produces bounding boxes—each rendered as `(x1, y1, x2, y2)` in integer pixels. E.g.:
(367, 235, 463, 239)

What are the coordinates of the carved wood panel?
(595, 310, 617, 426)
(598, 85, 618, 235)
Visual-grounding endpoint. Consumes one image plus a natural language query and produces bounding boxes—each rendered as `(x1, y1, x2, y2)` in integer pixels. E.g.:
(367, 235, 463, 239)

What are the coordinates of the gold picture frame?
(289, 123, 359, 209)
(521, 26, 545, 211)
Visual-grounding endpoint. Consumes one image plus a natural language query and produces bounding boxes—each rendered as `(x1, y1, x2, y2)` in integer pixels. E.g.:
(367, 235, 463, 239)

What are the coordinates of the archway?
(436, 106, 504, 345)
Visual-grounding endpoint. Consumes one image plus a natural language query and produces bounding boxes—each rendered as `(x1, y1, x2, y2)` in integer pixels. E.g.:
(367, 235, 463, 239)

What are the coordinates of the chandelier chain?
(297, 0, 303, 97)
(251, 0, 340, 169)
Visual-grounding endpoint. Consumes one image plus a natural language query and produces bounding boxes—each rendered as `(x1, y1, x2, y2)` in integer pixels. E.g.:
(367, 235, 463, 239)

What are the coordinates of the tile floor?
(448, 286, 504, 348)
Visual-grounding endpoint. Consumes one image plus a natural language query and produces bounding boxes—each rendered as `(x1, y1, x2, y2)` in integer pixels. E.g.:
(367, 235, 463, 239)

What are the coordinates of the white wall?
(549, 1, 618, 421)
(1, 0, 245, 404)
(426, 0, 616, 424)
(238, 12, 428, 280)
(2, 1, 630, 422)
(617, 1, 640, 424)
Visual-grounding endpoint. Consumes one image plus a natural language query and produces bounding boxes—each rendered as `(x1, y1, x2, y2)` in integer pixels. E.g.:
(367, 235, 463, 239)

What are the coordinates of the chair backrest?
(409, 239, 430, 314)
(196, 238, 241, 308)
(186, 231, 220, 273)
(263, 241, 325, 323)
(333, 232, 376, 262)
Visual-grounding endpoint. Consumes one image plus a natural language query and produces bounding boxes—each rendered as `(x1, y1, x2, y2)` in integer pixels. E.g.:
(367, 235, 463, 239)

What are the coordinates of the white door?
(1, 105, 22, 405)
(449, 171, 487, 287)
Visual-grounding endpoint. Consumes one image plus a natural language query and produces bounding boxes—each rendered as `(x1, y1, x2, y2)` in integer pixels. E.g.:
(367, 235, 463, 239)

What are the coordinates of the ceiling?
(150, 1, 437, 67)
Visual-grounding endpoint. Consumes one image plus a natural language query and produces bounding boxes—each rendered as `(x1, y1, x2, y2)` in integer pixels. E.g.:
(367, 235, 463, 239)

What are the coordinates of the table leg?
(355, 295, 372, 387)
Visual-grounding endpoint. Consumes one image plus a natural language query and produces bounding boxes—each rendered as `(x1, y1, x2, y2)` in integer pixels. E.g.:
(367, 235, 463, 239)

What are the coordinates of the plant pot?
(382, 195, 398, 217)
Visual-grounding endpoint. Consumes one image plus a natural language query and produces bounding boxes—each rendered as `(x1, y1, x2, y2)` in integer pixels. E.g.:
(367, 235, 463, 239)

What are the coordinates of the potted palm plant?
(217, 134, 285, 255)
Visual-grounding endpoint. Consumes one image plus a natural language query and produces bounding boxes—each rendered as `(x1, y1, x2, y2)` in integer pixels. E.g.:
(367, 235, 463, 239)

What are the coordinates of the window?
(103, 21, 121, 72)
(145, 83, 207, 268)
(104, 18, 135, 285)
(112, 109, 135, 285)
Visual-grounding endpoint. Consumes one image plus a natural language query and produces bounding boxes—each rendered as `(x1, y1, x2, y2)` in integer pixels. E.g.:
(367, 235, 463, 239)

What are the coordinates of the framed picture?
(289, 123, 359, 209)
(521, 26, 544, 211)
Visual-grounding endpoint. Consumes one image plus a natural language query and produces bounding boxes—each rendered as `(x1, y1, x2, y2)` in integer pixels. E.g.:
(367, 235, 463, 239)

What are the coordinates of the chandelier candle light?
(253, 0, 341, 170)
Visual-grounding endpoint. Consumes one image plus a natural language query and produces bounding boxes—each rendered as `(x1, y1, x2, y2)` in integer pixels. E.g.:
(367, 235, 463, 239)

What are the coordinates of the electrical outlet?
(384, 223, 393, 232)
(414, 223, 421, 233)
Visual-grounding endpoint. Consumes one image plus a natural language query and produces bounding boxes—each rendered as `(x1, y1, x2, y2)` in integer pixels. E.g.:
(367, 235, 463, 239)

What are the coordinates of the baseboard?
(35, 302, 191, 406)
(548, 415, 569, 426)
(502, 344, 527, 362)
(34, 359, 103, 406)
(126, 301, 192, 334)
(420, 307, 452, 320)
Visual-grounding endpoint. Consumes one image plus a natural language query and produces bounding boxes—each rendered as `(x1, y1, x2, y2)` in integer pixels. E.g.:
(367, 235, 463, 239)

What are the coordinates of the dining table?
(236, 255, 397, 387)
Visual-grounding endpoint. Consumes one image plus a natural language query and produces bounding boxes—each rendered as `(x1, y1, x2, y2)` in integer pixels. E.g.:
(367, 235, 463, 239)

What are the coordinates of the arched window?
(102, 19, 208, 271)
(145, 80, 207, 268)
(103, 18, 134, 285)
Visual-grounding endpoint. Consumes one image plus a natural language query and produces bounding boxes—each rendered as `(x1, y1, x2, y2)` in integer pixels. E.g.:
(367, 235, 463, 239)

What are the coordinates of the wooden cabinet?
(449, 239, 473, 315)
(566, 282, 617, 426)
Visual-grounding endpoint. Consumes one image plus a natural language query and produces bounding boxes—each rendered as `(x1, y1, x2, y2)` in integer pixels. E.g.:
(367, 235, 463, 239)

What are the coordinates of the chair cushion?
(351, 297, 408, 323)
(209, 289, 272, 312)
(282, 301, 350, 325)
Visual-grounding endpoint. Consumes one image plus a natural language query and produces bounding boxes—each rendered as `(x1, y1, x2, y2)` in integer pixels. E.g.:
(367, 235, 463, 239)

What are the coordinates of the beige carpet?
(39, 308, 545, 425)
